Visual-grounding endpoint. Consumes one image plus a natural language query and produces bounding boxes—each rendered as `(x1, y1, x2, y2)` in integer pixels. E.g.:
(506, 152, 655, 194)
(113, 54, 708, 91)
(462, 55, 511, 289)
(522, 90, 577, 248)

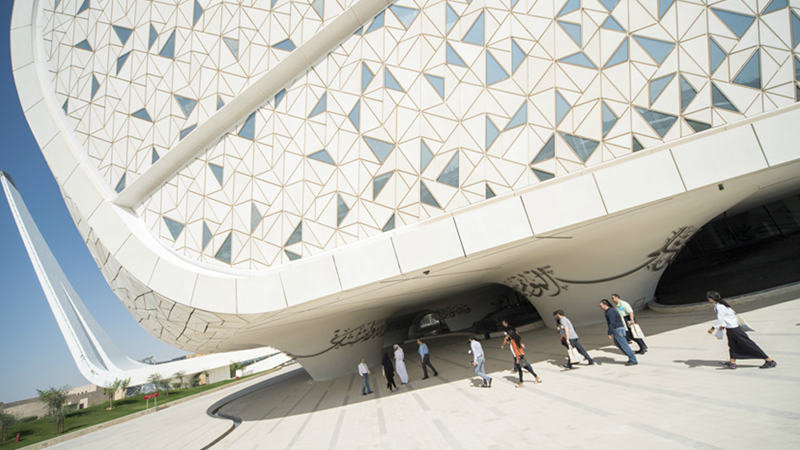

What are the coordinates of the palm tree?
(37, 386, 70, 434)
(172, 371, 186, 389)
(0, 409, 17, 443)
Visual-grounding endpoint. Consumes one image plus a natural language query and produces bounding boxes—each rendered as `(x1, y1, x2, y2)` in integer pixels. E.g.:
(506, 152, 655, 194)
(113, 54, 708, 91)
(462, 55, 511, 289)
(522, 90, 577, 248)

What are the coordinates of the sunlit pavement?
(50, 292, 800, 450)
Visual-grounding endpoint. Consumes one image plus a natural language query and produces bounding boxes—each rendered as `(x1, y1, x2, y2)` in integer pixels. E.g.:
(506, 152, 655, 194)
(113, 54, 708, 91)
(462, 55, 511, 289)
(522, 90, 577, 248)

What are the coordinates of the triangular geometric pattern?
(39, 0, 800, 269)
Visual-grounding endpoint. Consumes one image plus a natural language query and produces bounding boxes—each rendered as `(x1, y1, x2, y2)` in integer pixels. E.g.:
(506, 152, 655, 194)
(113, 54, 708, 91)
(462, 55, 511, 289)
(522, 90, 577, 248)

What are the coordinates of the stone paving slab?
(48, 293, 800, 449)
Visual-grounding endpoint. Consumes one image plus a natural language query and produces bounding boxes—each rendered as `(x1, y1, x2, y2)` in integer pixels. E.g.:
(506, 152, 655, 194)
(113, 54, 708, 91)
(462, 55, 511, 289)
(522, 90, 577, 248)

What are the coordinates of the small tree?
(37, 386, 70, 434)
(103, 378, 130, 410)
(172, 371, 186, 389)
(119, 378, 131, 397)
(147, 373, 170, 396)
(230, 362, 246, 378)
(0, 409, 18, 443)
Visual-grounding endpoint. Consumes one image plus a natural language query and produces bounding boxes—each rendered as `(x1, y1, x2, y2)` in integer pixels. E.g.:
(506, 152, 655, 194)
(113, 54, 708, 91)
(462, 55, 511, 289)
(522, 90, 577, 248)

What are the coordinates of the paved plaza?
(48, 292, 800, 450)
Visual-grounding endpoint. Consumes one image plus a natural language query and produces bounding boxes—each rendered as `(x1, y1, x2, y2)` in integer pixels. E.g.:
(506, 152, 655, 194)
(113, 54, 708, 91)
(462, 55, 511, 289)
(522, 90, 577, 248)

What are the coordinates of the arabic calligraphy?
(645, 226, 698, 272)
(289, 319, 389, 358)
(503, 266, 566, 298)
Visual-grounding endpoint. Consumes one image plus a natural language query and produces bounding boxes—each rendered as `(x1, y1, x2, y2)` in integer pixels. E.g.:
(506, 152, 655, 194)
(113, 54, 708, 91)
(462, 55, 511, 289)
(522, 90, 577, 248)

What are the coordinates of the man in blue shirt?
(417, 339, 439, 379)
(600, 299, 637, 366)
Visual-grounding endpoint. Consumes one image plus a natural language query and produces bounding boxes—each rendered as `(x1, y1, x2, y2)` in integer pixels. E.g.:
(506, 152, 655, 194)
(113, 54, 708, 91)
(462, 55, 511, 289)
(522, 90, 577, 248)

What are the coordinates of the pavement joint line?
(412, 392, 431, 411)
(284, 391, 328, 450)
(523, 383, 613, 417)
(629, 421, 723, 450)
(326, 410, 346, 450)
(376, 407, 387, 435)
(574, 373, 800, 421)
(431, 418, 465, 450)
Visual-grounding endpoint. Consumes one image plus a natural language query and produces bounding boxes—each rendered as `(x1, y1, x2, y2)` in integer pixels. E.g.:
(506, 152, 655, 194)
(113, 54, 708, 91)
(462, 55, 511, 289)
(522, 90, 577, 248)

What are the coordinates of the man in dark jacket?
(600, 299, 637, 366)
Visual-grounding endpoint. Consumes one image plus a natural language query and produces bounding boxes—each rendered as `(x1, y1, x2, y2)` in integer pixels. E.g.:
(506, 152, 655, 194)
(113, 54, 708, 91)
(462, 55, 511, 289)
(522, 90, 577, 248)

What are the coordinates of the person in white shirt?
(358, 358, 373, 395)
(468, 334, 492, 388)
(706, 291, 776, 370)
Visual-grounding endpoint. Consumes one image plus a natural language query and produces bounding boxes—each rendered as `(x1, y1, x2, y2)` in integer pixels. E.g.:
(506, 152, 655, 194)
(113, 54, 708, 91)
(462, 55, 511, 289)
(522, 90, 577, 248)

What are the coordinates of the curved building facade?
(11, 0, 800, 379)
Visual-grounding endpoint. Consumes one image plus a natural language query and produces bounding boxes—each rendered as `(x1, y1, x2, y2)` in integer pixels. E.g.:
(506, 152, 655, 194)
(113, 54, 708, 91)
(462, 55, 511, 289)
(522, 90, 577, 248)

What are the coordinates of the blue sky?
(0, 1, 189, 403)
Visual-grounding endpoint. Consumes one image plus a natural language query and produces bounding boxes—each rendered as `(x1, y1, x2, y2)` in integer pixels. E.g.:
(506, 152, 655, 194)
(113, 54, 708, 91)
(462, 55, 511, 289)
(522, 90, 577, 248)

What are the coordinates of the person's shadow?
(591, 356, 625, 365)
(674, 359, 726, 369)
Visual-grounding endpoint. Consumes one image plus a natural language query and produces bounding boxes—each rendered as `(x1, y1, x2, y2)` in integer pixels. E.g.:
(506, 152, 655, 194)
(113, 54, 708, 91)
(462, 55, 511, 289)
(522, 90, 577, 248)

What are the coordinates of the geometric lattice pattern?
(43, 0, 800, 270)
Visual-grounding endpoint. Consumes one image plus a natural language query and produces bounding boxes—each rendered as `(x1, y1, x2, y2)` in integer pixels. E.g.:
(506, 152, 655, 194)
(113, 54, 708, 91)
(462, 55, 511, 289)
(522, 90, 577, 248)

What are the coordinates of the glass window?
(420, 140, 434, 172)
(650, 74, 674, 106)
(312, 0, 323, 18)
(732, 50, 761, 89)
(531, 135, 555, 163)
(285, 222, 302, 246)
(795, 56, 800, 82)
(604, 38, 628, 68)
(149, 25, 158, 50)
(559, 0, 580, 16)
(180, 124, 197, 140)
(115, 173, 126, 194)
(273, 39, 296, 51)
(132, 108, 152, 122)
(238, 112, 256, 140)
(712, 8, 755, 38)
(217, 95, 225, 110)
(793, 12, 800, 49)
(463, 11, 485, 45)
(693, 221, 737, 253)
(634, 36, 674, 65)
(382, 214, 396, 232)
(215, 233, 232, 264)
(602, 16, 624, 32)
(559, 132, 599, 162)
(558, 21, 581, 46)
(762, 0, 787, 14)
(385, 67, 405, 92)
(159, 30, 176, 59)
(285, 250, 301, 261)
(486, 116, 500, 149)
(116, 51, 130, 75)
(632, 136, 644, 152)
(193, 0, 204, 26)
(437, 151, 459, 187)
(202, 222, 212, 250)
(485, 184, 496, 199)
(251, 203, 262, 232)
(486, 51, 510, 85)
(91, 75, 100, 100)
(163, 217, 185, 240)
(362, 63, 374, 92)
(725, 207, 780, 244)
(275, 89, 285, 108)
(599, 0, 618, 12)
(209, 163, 224, 185)
(712, 83, 739, 112)
(349, 100, 360, 131)
(223, 37, 238, 58)
(602, 102, 617, 137)
(420, 181, 441, 208)
(446, 4, 458, 35)
(635, 107, 677, 138)
(512, 40, 526, 73)
(364, 137, 394, 163)
(366, 11, 384, 33)
(151, 148, 159, 164)
(533, 169, 554, 181)
(175, 95, 197, 118)
(686, 119, 711, 133)
(113, 26, 132, 45)
(309, 93, 327, 118)
(505, 102, 527, 130)
(390, 5, 419, 29)
(77, 0, 89, 14)
(424, 74, 445, 99)
(446, 43, 468, 67)
(62, 99, 68, 114)
(556, 91, 571, 125)
(680, 75, 697, 112)
(373, 172, 393, 198)
(337, 195, 349, 226)
(559, 52, 597, 69)
(659, 0, 674, 18)
(308, 149, 335, 165)
(709, 38, 726, 74)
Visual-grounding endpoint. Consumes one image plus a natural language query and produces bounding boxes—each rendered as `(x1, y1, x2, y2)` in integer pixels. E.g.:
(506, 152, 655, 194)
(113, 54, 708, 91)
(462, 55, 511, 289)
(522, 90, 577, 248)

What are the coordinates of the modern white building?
(9, 0, 800, 380)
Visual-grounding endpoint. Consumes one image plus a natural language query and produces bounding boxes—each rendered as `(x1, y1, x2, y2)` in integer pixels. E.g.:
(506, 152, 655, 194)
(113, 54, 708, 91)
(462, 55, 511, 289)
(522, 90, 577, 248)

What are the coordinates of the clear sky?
(0, 1, 190, 404)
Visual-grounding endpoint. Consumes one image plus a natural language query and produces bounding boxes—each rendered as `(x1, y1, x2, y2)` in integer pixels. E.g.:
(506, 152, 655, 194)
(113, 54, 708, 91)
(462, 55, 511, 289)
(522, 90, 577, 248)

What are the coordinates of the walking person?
(468, 334, 492, 388)
(393, 344, 409, 384)
(417, 339, 439, 379)
(553, 310, 595, 369)
(358, 358, 373, 395)
(501, 320, 519, 373)
(504, 331, 541, 387)
(382, 352, 397, 391)
(611, 294, 648, 354)
(600, 299, 638, 366)
(707, 291, 776, 369)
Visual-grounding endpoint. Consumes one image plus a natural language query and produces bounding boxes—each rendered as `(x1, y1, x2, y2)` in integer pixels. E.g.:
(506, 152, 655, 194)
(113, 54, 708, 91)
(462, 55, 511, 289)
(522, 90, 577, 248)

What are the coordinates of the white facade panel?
(520, 175, 608, 234)
(391, 217, 465, 274)
(237, 274, 287, 314)
(86, 203, 133, 256)
(752, 108, 800, 167)
(334, 236, 401, 291)
(453, 196, 534, 255)
(670, 126, 768, 191)
(192, 275, 237, 314)
(150, 259, 198, 307)
(280, 256, 342, 307)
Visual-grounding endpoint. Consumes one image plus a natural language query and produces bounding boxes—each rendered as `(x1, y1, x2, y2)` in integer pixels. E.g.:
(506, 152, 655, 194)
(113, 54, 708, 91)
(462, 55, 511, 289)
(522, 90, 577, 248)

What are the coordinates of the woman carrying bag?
(707, 291, 776, 370)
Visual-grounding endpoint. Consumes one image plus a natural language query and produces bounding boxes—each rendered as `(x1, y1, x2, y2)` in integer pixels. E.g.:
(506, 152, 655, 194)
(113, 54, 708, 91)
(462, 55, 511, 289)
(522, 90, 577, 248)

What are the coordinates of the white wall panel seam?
(590, 173, 610, 215)
(668, 148, 689, 192)
(750, 123, 769, 167)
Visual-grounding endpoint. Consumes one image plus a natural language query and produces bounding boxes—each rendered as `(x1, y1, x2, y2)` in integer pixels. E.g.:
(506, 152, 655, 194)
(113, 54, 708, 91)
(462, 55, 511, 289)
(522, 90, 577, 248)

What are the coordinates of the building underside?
(10, 0, 800, 380)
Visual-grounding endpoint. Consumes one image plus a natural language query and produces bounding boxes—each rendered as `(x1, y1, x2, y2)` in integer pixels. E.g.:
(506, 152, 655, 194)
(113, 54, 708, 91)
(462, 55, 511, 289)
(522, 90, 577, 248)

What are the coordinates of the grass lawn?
(0, 372, 267, 450)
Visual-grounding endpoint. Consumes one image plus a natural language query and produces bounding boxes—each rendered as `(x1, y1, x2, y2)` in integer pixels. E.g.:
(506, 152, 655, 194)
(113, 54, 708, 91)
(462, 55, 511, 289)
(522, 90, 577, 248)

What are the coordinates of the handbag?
(630, 323, 645, 340)
(736, 314, 755, 332)
(567, 346, 584, 364)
